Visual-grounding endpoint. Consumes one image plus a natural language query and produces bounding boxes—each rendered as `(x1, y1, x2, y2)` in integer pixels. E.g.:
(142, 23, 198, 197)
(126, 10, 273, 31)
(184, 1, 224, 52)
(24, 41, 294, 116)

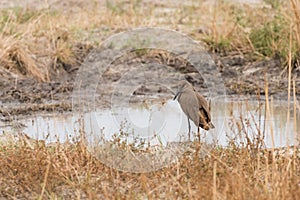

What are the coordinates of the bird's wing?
(196, 92, 211, 122)
(178, 90, 200, 126)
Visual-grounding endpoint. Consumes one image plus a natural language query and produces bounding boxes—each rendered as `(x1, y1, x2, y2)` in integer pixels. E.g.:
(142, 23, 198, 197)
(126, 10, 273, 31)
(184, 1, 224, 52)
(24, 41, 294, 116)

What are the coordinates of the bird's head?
(173, 80, 192, 100)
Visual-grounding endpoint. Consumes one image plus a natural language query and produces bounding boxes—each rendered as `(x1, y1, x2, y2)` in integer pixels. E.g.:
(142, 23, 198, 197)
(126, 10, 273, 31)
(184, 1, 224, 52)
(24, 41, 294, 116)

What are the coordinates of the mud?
(215, 52, 300, 97)
(1, 46, 300, 121)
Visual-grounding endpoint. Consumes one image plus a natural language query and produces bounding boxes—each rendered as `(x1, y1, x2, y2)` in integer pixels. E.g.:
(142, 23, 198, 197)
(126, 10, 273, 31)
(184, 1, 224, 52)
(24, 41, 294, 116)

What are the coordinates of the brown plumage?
(173, 80, 214, 138)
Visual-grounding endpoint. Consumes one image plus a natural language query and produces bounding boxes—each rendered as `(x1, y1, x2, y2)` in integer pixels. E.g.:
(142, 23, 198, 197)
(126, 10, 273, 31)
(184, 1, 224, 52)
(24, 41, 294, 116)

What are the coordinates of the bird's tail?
(209, 122, 215, 129)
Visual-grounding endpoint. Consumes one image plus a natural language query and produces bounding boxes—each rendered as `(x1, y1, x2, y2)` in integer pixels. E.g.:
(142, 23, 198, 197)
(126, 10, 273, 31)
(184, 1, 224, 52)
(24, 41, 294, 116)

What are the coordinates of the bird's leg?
(197, 126, 200, 142)
(187, 117, 191, 141)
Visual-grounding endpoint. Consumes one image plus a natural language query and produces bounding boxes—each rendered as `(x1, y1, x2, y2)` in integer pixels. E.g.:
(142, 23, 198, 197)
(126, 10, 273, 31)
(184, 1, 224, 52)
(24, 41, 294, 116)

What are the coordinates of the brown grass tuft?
(0, 40, 47, 82)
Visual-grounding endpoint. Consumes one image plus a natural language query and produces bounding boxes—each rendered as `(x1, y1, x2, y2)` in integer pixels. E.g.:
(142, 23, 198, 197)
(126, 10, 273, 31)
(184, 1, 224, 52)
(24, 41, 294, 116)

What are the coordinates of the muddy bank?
(215, 52, 300, 97)
(0, 46, 299, 121)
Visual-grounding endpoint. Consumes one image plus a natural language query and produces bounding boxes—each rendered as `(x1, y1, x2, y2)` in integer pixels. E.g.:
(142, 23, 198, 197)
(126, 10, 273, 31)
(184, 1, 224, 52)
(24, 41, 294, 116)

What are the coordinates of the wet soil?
(1, 45, 300, 122)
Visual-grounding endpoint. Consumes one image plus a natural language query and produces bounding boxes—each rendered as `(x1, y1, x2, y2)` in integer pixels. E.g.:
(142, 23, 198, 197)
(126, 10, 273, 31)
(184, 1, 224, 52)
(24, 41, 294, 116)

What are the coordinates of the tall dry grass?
(0, 1, 300, 82)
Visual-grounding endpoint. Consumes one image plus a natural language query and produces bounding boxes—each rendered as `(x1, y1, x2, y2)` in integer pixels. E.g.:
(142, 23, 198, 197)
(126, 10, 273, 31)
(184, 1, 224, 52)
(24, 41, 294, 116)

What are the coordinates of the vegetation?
(0, 0, 300, 82)
(0, 138, 299, 199)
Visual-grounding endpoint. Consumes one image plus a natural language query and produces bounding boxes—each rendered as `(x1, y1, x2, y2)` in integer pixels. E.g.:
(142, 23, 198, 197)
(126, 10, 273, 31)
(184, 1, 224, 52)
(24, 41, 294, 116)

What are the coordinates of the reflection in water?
(1, 99, 299, 148)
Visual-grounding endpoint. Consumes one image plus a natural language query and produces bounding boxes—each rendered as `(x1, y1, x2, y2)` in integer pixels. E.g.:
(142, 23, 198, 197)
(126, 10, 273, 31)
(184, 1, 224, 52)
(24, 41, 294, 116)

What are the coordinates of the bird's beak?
(173, 91, 179, 100)
(173, 88, 182, 100)
(173, 85, 183, 100)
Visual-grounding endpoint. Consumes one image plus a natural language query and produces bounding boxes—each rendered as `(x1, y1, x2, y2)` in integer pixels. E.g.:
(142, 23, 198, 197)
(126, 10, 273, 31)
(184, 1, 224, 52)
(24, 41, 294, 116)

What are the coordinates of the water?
(0, 99, 299, 148)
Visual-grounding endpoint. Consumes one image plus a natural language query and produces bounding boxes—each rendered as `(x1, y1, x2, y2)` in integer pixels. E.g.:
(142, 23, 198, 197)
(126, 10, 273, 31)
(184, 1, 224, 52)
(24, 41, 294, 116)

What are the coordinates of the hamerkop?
(173, 80, 215, 139)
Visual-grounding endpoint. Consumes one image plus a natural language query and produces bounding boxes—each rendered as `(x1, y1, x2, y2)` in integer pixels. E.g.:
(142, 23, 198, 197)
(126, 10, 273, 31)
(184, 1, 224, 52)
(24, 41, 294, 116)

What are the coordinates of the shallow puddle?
(1, 98, 299, 149)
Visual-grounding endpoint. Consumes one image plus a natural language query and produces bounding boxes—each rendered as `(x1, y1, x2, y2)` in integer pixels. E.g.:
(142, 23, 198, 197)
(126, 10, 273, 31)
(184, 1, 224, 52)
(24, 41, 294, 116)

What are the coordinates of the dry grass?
(0, 1, 300, 82)
(0, 135, 299, 199)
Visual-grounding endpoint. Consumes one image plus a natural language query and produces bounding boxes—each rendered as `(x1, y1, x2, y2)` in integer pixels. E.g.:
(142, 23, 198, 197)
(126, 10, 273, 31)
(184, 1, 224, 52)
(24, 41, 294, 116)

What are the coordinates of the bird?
(173, 80, 214, 140)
